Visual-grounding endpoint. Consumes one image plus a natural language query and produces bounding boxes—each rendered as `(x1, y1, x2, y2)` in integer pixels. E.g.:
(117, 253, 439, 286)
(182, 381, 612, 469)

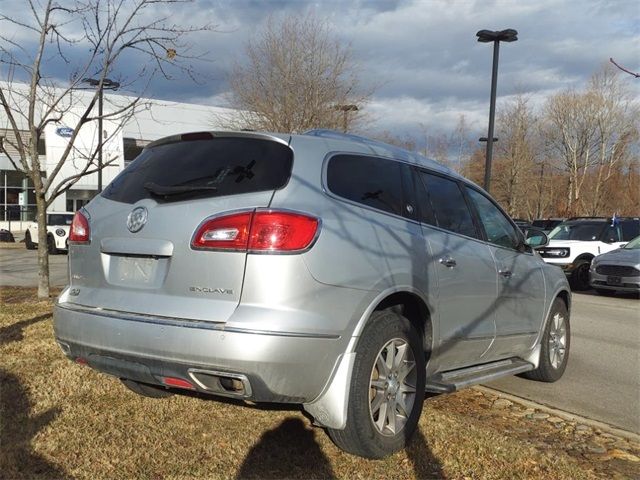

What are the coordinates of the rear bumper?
(53, 302, 344, 403)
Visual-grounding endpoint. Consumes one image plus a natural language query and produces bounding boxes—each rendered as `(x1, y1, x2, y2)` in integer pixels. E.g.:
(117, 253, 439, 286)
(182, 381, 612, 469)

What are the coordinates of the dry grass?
(1, 287, 638, 479)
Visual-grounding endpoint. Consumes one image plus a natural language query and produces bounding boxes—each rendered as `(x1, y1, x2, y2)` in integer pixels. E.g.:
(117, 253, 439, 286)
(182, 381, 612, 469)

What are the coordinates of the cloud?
(1, 0, 638, 139)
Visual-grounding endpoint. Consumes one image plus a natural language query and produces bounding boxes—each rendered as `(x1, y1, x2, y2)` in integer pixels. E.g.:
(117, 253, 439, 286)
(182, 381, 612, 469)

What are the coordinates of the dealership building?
(0, 82, 237, 228)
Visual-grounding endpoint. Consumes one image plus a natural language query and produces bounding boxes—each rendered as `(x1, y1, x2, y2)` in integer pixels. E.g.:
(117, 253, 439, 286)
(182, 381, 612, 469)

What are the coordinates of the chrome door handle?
(439, 257, 457, 268)
(499, 269, 512, 278)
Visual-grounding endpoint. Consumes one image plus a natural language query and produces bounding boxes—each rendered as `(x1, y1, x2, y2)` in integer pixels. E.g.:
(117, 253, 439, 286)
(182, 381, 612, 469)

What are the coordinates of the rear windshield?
(102, 137, 293, 204)
(47, 214, 73, 225)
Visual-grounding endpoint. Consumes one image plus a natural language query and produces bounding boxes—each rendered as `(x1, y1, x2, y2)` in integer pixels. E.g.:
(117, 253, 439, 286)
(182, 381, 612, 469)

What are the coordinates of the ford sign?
(56, 127, 74, 137)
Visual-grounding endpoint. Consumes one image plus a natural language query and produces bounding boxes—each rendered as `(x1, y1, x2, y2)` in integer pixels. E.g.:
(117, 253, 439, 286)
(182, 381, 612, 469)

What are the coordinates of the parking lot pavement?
(488, 291, 640, 434)
(0, 247, 69, 287)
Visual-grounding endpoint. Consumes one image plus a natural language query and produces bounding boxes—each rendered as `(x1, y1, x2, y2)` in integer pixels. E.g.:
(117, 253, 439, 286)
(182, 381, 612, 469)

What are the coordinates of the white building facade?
(0, 82, 237, 229)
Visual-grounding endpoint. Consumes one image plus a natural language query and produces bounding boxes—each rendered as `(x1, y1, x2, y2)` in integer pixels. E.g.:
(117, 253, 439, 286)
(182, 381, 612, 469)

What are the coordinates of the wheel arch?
(555, 289, 571, 314)
(374, 291, 434, 365)
(303, 287, 434, 430)
(573, 253, 594, 263)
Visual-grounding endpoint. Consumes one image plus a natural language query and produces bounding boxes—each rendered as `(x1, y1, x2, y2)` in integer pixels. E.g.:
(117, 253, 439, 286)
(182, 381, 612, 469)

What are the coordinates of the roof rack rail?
(566, 216, 639, 221)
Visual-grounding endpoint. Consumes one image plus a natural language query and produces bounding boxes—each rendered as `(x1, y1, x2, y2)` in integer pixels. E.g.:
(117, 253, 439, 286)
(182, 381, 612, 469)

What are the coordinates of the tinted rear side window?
(102, 137, 293, 204)
(416, 171, 478, 238)
(621, 220, 640, 241)
(327, 155, 403, 216)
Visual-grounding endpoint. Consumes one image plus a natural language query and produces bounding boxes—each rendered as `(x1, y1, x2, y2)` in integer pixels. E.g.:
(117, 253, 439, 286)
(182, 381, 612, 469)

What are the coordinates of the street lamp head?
(81, 77, 100, 86)
(476, 29, 518, 43)
(81, 77, 120, 90)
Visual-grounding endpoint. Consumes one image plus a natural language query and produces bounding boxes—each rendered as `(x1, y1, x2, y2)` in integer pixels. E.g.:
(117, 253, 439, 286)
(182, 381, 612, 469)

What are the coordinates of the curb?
(475, 385, 640, 444)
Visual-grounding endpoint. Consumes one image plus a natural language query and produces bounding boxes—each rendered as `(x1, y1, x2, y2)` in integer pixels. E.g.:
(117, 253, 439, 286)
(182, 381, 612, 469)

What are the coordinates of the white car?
(25, 211, 75, 254)
(537, 217, 640, 290)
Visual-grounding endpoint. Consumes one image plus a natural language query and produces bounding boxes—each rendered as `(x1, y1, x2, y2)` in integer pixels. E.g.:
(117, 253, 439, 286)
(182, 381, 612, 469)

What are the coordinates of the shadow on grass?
(406, 425, 445, 479)
(236, 417, 335, 479)
(0, 369, 70, 479)
(0, 313, 51, 346)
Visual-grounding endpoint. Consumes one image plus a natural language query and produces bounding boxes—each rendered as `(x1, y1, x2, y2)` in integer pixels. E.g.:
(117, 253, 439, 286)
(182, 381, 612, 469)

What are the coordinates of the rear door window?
(102, 137, 293, 204)
(327, 154, 404, 216)
(415, 171, 478, 239)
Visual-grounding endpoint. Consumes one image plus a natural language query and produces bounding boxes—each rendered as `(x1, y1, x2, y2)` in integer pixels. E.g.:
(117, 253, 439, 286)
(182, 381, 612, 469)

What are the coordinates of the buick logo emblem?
(127, 206, 148, 233)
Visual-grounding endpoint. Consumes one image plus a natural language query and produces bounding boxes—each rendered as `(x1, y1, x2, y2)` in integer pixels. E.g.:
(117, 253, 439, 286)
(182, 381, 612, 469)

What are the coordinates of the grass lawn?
(1, 287, 638, 479)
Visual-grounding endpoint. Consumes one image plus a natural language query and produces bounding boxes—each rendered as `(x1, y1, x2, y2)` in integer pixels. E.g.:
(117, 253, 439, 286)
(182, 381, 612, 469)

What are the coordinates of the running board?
(425, 358, 534, 393)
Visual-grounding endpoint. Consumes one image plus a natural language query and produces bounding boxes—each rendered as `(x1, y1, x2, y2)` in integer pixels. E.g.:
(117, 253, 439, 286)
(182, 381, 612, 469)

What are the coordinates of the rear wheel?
(569, 260, 591, 290)
(25, 230, 36, 250)
(120, 379, 174, 398)
(327, 310, 426, 459)
(521, 298, 570, 382)
(47, 234, 59, 255)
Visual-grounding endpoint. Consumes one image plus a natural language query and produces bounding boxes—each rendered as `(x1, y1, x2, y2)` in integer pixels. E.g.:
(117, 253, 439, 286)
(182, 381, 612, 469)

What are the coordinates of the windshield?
(47, 214, 73, 225)
(623, 235, 640, 249)
(548, 223, 605, 241)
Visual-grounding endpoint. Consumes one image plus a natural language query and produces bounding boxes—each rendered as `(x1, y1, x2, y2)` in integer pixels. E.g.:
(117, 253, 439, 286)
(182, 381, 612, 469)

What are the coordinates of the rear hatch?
(67, 132, 293, 322)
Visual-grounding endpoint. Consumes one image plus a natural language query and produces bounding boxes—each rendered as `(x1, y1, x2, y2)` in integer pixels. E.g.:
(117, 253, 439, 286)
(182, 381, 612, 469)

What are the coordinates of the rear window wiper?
(144, 182, 218, 196)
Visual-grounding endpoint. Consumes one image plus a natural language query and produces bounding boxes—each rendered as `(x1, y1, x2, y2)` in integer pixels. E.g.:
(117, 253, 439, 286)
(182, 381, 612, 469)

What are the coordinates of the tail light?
(192, 210, 319, 252)
(69, 211, 90, 243)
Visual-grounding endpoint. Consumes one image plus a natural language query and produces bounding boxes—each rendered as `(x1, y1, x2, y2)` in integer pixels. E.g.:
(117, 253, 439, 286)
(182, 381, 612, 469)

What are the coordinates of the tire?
(25, 230, 36, 250)
(521, 298, 570, 382)
(120, 379, 174, 398)
(327, 309, 426, 459)
(47, 234, 59, 255)
(594, 288, 617, 297)
(569, 260, 591, 291)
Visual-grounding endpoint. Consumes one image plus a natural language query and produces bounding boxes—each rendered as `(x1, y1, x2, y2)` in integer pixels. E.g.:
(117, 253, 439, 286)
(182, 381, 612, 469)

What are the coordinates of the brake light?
(192, 210, 319, 252)
(69, 211, 90, 243)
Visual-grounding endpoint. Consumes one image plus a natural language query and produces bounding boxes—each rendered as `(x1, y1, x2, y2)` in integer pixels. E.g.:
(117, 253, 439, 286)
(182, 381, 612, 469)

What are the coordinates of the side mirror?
(524, 227, 549, 249)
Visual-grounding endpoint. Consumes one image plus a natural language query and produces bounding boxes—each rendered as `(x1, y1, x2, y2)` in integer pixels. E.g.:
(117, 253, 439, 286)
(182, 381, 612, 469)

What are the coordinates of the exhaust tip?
(188, 369, 252, 398)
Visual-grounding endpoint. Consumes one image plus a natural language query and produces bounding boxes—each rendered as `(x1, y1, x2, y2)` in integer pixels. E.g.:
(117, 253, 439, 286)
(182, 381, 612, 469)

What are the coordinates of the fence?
(1, 206, 37, 232)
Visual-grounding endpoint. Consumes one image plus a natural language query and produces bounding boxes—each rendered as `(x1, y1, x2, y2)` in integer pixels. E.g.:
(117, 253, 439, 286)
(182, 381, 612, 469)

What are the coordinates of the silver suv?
(54, 130, 571, 459)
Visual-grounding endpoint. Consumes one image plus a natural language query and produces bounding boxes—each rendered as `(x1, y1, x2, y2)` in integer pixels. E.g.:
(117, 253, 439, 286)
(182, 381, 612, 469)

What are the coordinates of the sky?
(1, 0, 639, 141)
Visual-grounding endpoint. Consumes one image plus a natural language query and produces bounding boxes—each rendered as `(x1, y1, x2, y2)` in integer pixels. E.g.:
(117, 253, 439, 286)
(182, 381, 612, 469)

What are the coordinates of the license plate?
(607, 275, 622, 285)
(115, 256, 157, 285)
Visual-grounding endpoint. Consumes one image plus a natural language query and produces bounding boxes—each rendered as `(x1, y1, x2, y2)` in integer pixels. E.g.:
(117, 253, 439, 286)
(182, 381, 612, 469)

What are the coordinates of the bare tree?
(584, 68, 639, 215)
(226, 13, 372, 133)
(493, 95, 538, 218)
(448, 115, 473, 173)
(542, 66, 638, 216)
(0, 0, 212, 298)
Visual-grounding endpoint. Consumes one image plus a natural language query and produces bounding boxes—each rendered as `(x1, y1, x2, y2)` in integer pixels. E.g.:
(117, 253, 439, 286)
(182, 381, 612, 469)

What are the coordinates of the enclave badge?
(127, 206, 148, 233)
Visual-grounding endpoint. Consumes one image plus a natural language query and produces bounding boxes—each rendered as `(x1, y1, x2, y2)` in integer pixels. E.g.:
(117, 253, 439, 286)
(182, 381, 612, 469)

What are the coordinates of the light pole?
(476, 28, 517, 193)
(82, 77, 120, 193)
(334, 104, 358, 132)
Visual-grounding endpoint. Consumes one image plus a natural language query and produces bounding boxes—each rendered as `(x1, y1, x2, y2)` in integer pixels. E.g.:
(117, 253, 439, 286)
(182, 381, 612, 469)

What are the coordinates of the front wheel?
(521, 298, 570, 382)
(327, 309, 426, 459)
(569, 260, 591, 291)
